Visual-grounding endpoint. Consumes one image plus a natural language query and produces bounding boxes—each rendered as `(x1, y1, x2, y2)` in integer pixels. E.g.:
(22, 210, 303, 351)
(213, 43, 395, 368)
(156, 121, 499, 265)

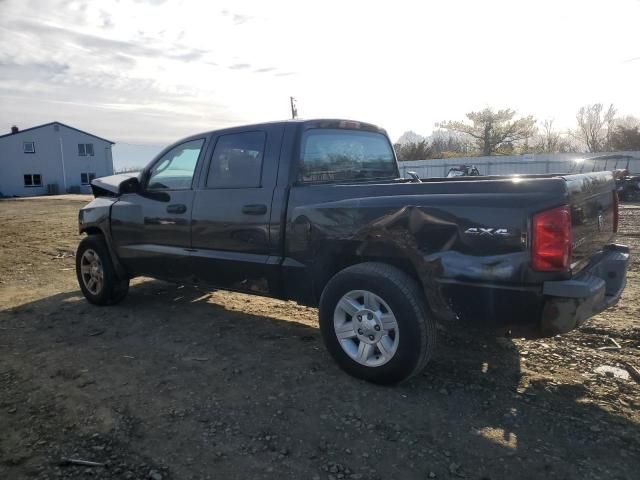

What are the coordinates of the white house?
(0, 122, 115, 197)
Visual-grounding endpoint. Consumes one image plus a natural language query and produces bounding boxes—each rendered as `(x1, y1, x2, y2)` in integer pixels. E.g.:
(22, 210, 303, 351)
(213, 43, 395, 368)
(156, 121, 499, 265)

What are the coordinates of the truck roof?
(188, 118, 387, 140)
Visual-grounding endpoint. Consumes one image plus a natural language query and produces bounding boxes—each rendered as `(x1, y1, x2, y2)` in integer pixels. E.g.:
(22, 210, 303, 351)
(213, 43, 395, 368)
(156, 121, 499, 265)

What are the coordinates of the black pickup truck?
(77, 119, 630, 384)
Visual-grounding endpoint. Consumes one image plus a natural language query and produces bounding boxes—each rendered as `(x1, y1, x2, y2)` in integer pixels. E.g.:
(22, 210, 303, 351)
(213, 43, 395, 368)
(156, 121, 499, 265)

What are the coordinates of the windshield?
(300, 129, 397, 183)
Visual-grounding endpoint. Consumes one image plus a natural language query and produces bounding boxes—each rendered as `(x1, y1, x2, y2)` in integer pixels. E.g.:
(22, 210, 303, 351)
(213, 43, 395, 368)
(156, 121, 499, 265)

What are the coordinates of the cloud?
(100, 11, 114, 29)
(0, 60, 70, 80)
(220, 9, 253, 24)
(232, 14, 251, 25)
(167, 49, 208, 62)
(10, 19, 206, 63)
(110, 54, 137, 67)
(133, 0, 168, 4)
(0, 1, 309, 143)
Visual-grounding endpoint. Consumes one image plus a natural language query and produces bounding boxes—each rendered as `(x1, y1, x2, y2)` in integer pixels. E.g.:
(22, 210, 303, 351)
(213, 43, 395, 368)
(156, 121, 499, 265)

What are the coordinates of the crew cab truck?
(77, 119, 630, 384)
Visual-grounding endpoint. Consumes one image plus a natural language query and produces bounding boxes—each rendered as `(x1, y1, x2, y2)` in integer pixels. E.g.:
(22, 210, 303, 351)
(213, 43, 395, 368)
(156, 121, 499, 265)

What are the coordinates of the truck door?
(110, 138, 207, 280)
(190, 125, 284, 294)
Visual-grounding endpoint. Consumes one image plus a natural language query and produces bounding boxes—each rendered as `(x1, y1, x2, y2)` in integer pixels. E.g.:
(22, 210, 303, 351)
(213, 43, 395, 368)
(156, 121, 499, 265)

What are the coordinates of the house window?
(23, 141, 35, 153)
(24, 174, 42, 187)
(80, 173, 96, 185)
(78, 143, 95, 156)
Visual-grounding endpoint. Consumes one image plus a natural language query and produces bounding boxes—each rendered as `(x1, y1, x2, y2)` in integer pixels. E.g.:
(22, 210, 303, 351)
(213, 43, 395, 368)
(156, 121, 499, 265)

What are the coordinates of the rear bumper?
(540, 244, 630, 335)
(436, 244, 630, 337)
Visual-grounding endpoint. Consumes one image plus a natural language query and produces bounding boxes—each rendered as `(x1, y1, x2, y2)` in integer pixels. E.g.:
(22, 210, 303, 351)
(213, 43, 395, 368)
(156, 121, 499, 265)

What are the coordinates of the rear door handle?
(242, 204, 267, 215)
(166, 204, 187, 214)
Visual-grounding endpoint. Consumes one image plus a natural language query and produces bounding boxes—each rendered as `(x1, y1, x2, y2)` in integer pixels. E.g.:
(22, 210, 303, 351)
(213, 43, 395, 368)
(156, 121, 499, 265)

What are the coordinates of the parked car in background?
(446, 164, 481, 177)
(617, 170, 640, 201)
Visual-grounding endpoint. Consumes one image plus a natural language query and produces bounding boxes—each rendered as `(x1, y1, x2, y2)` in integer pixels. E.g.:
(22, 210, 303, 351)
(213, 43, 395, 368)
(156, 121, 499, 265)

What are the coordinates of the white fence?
(398, 152, 640, 179)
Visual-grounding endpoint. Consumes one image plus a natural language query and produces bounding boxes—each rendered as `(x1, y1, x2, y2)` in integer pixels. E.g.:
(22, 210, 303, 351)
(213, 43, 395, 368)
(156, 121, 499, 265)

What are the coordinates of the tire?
(319, 262, 436, 385)
(76, 235, 129, 305)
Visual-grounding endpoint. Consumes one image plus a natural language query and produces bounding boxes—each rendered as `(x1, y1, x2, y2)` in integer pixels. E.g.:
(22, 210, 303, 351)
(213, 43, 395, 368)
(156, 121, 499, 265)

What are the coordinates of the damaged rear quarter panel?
(284, 180, 567, 312)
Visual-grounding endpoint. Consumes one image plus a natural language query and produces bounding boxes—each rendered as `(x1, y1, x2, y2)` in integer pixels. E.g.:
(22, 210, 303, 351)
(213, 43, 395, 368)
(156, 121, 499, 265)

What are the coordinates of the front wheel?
(319, 262, 436, 385)
(76, 235, 129, 305)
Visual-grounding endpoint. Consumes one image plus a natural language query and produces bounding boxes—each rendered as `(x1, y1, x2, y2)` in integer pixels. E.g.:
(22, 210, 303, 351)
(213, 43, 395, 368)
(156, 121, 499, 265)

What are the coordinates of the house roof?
(0, 122, 115, 144)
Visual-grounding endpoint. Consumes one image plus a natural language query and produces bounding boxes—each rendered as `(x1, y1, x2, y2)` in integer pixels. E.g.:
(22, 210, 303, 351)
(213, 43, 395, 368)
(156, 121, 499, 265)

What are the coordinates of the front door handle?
(242, 204, 267, 215)
(166, 204, 187, 214)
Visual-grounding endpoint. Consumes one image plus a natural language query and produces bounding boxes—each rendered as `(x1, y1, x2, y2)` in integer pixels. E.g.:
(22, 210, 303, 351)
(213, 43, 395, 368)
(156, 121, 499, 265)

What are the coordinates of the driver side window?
(147, 139, 205, 190)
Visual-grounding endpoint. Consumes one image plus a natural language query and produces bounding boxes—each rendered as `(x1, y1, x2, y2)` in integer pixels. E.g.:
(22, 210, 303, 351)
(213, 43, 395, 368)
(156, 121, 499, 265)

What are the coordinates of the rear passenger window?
(207, 131, 265, 188)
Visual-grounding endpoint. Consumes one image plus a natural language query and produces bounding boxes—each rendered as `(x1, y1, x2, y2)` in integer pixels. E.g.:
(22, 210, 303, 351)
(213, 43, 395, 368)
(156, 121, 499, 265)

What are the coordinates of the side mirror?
(119, 176, 140, 194)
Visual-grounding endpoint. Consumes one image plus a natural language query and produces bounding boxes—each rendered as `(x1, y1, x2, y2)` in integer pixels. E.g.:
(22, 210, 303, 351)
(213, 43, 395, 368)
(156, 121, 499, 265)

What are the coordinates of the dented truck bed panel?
(280, 177, 605, 332)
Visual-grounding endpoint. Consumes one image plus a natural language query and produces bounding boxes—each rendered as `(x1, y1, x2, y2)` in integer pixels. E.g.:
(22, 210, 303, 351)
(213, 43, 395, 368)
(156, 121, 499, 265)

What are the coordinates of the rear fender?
(349, 206, 457, 321)
(301, 206, 458, 320)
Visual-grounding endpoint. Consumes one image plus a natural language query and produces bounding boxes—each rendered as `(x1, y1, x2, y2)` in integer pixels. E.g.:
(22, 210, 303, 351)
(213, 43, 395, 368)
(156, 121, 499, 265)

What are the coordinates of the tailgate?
(564, 171, 617, 268)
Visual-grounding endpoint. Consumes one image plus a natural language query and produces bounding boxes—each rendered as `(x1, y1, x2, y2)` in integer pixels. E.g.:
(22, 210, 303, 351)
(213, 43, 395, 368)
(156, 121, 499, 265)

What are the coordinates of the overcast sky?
(1, 0, 640, 157)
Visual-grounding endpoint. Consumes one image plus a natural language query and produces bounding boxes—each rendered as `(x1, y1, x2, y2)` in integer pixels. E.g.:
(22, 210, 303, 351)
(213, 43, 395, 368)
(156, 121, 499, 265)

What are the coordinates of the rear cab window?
(300, 129, 398, 183)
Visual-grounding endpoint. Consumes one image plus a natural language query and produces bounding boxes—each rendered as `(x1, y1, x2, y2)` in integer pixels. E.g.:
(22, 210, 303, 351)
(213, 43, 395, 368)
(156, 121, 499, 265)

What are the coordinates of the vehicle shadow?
(0, 281, 638, 480)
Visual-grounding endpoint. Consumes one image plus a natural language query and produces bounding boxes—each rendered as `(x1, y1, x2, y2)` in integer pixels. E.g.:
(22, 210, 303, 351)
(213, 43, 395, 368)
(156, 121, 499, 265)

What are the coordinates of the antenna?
(290, 97, 298, 119)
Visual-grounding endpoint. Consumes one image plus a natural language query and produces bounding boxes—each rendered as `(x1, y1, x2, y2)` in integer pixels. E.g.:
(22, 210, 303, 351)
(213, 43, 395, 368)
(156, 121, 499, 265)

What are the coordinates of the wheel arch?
(312, 241, 425, 302)
(78, 225, 128, 279)
(80, 226, 104, 237)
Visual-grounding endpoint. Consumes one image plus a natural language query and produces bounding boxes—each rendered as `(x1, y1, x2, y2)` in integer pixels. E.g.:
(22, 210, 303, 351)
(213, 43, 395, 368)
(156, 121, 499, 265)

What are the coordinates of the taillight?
(532, 205, 572, 272)
(613, 190, 619, 233)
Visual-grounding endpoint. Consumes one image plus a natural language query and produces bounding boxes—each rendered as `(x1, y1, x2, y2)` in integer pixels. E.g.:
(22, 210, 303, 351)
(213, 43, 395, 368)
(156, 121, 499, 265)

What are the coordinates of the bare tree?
(428, 130, 474, 158)
(395, 130, 475, 160)
(394, 140, 432, 161)
(439, 108, 536, 156)
(557, 136, 581, 153)
(535, 119, 561, 153)
(575, 103, 616, 152)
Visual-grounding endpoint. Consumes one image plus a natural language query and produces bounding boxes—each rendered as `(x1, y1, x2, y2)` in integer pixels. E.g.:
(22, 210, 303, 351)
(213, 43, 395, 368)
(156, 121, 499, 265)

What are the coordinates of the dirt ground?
(1, 196, 639, 480)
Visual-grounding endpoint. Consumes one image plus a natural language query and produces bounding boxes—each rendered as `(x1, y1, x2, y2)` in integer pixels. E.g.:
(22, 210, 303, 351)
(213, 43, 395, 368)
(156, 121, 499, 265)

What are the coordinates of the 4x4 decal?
(464, 227, 511, 236)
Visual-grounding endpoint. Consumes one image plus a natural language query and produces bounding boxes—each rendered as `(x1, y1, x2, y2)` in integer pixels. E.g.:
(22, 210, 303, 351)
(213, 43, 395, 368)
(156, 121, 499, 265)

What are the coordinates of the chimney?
(11, 125, 19, 134)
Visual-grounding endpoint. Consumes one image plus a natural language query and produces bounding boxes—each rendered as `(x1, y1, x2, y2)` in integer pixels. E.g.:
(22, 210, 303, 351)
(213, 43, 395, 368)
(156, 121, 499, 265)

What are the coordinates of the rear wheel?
(319, 262, 436, 384)
(76, 235, 129, 305)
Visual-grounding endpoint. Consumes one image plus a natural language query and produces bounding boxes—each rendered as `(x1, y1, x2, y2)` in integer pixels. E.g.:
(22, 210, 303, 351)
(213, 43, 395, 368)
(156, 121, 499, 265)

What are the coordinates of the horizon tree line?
(395, 104, 640, 161)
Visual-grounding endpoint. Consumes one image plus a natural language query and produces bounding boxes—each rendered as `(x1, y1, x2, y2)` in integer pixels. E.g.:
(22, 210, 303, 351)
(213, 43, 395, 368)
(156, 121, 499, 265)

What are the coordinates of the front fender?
(78, 197, 127, 279)
(78, 197, 115, 234)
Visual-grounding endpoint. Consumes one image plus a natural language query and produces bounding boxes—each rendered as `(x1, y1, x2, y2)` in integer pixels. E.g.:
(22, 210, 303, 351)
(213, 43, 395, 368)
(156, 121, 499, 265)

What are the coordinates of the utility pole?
(290, 97, 298, 119)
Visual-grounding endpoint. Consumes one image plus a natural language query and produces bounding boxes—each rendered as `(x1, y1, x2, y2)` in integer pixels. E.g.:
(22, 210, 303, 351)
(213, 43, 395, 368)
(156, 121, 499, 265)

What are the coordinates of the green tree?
(439, 108, 536, 156)
(610, 125, 640, 151)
